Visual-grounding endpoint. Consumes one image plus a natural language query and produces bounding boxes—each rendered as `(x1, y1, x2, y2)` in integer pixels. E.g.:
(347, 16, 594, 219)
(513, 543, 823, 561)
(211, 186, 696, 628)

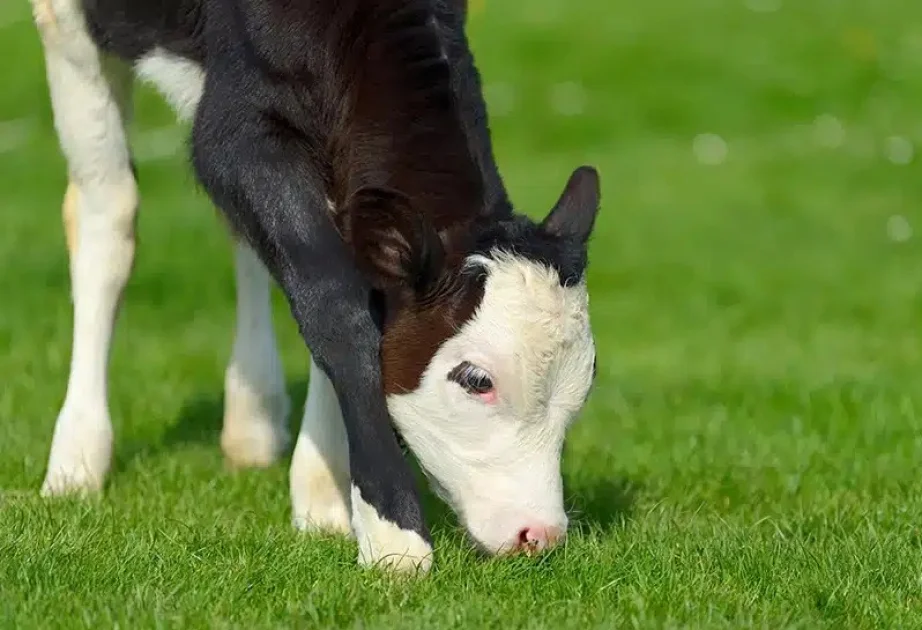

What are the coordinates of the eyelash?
(447, 361, 494, 394)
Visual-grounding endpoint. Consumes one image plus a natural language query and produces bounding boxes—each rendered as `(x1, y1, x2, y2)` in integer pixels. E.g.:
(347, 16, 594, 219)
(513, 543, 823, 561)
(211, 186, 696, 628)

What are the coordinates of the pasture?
(2, 0, 921, 627)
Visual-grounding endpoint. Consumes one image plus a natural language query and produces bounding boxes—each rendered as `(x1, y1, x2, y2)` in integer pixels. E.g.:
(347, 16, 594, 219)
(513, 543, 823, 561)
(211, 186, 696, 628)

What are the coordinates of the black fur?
(82, 0, 206, 63)
(471, 215, 590, 287)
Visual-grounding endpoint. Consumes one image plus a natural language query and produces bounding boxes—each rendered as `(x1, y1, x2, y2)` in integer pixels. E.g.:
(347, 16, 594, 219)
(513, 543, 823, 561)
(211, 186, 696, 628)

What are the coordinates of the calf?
(30, 0, 601, 573)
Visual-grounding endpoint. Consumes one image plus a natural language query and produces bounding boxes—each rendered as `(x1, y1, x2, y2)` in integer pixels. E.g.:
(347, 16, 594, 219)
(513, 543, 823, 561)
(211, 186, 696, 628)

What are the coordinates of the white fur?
(351, 485, 433, 573)
(290, 358, 352, 534)
(221, 243, 291, 468)
(135, 48, 205, 121)
(33, 0, 137, 495)
(387, 253, 595, 553)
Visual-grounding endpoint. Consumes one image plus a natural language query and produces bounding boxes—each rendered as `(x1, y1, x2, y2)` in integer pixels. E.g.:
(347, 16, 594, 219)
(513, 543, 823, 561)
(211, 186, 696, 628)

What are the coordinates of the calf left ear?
(341, 187, 445, 295)
(541, 166, 601, 245)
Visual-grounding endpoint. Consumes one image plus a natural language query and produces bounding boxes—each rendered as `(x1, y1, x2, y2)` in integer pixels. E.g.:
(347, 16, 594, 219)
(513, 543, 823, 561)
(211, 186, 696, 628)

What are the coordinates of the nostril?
(511, 524, 567, 555)
(516, 525, 550, 553)
(517, 527, 534, 548)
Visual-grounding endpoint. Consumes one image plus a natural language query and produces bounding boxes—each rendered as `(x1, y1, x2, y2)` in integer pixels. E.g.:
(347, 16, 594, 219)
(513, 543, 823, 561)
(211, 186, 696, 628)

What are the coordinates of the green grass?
(2, 0, 921, 627)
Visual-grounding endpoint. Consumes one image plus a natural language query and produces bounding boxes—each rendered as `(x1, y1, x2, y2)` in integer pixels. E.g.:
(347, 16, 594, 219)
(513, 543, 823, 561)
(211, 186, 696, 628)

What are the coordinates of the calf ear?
(541, 166, 601, 245)
(341, 186, 445, 294)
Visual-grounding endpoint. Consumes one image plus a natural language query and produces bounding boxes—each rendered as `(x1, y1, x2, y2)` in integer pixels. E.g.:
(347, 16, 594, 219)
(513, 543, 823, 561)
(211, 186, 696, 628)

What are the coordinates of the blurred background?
(4, 0, 917, 453)
(1, 0, 920, 625)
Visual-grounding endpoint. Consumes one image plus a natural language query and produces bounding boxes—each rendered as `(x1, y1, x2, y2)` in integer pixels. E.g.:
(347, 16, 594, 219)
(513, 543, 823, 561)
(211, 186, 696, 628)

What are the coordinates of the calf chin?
(417, 459, 569, 556)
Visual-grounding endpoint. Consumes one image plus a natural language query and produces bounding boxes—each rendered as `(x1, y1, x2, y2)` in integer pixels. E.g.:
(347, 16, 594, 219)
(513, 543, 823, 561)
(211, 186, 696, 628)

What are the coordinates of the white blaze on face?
(386, 251, 595, 554)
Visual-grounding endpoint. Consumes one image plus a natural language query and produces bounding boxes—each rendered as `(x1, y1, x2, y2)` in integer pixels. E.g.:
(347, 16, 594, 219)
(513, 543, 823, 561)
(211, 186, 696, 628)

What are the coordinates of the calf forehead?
(479, 254, 589, 328)
(466, 253, 593, 410)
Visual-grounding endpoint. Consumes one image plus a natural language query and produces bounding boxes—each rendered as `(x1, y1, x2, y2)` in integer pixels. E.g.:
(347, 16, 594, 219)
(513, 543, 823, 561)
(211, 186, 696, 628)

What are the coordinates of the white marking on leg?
(221, 242, 291, 468)
(62, 181, 79, 293)
(290, 358, 352, 535)
(33, 0, 136, 495)
(351, 485, 433, 574)
(134, 48, 205, 121)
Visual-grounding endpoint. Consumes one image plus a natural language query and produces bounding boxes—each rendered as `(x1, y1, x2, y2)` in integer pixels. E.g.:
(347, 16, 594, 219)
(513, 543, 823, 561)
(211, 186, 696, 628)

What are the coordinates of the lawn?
(2, 0, 921, 627)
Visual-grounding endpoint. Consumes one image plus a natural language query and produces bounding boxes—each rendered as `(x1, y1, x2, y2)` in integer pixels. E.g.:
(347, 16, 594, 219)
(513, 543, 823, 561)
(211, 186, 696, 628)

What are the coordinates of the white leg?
(290, 358, 352, 535)
(34, 0, 137, 495)
(352, 485, 433, 573)
(221, 242, 291, 468)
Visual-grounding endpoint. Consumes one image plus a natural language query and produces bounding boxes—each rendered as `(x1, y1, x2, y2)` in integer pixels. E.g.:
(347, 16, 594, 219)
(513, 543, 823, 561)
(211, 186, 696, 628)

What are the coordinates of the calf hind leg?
(290, 358, 352, 535)
(33, 0, 137, 495)
(221, 242, 291, 468)
(226, 245, 350, 528)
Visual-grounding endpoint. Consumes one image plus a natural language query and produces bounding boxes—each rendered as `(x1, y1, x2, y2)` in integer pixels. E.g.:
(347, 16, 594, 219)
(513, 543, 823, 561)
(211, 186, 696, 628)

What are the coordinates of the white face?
(386, 252, 596, 555)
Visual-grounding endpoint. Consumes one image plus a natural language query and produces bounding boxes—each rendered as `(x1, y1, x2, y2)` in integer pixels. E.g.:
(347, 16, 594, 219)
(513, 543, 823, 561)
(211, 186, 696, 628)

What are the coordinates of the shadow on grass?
(116, 379, 307, 470)
(120, 378, 639, 538)
(565, 475, 640, 534)
(161, 378, 309, 452)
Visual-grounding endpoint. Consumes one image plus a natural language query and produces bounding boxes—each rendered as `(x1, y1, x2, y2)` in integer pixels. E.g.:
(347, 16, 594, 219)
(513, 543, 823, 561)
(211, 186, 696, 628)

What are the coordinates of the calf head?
(341, 166, 600, 556)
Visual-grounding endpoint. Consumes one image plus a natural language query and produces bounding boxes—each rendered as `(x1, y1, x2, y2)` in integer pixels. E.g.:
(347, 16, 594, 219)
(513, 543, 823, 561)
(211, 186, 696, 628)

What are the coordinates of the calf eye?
(447, 361, 494, 394)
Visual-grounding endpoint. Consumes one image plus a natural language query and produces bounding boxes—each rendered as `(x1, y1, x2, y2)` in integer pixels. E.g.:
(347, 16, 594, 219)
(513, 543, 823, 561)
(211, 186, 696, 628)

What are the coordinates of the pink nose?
(516, 524, 565, 554)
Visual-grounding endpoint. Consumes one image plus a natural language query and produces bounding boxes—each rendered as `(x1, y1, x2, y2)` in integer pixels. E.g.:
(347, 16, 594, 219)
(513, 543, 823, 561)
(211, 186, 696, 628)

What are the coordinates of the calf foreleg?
(221, 241, 291, 468)
(192, 90, 431, 573)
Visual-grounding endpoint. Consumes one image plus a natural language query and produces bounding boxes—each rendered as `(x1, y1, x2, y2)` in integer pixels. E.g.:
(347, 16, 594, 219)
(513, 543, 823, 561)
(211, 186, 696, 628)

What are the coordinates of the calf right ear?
(340, 187, 445, 295)
(541, 166, 601, 246)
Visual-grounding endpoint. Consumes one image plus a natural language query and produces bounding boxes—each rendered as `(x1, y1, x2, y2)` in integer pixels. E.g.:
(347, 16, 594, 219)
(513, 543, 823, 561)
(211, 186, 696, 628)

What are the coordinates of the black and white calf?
(31, 0, 601, 572)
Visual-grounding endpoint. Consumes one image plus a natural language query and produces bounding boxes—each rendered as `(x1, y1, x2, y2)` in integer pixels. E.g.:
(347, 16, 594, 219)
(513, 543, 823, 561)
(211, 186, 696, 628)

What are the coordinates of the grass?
(1, 0, 921, 627)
